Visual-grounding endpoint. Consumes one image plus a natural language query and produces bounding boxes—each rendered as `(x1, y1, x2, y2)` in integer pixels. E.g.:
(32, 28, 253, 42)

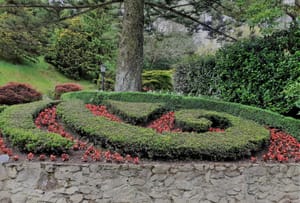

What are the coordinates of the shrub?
(0, 82, 42, 105)
(57, 99, 269, 161)
(54, 83, 83, 99)
(103, 100, 168, 125)
(175, 109, 231, 132)
(142, 70, 173, 91)
(45, 11, 117, 80)
(173, 55, 218, 96)
(0, 100, 73, 153)
(61, 91, 300, 140)
(215, 28, 300, 114)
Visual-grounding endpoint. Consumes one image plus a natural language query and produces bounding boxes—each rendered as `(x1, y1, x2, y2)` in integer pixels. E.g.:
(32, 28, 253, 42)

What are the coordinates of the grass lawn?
(0, 58, 96, 94)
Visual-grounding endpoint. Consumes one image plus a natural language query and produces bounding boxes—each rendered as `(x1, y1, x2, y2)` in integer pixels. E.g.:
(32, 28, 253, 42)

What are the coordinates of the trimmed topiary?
(0, 100, 73, 153)
(103, 100, 168, 125)
(57, 99, 269, 161)
(54, 83, 83, 99)
(0, 82, 42, 105)
(175, 109, 231, 132)
(61, 91, 300, 140)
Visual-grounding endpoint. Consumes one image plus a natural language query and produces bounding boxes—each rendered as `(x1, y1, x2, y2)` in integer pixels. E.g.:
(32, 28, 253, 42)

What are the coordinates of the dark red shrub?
(0, 82, 42, 105)
(54, 83, 83, 99)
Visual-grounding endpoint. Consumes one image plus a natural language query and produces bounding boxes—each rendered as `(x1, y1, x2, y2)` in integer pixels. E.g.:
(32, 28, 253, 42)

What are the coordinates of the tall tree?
(115, 0, 144, 91)
(0, 0, 238, 90)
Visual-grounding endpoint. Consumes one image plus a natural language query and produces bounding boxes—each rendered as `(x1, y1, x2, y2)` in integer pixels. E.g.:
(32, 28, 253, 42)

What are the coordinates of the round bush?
(0, 82, 42, 105)
(54, 83, 83, 99)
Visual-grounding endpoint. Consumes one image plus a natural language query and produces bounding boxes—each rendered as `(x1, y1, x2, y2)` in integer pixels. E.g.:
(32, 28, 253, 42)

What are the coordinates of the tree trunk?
(115, 0, 144, 92)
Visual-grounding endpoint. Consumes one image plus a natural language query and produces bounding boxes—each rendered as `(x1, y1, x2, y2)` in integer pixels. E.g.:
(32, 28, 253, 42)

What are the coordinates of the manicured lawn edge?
(61, 91, 300, 140)
(0, 100, 73, 153)
(57, 99, 269, 161)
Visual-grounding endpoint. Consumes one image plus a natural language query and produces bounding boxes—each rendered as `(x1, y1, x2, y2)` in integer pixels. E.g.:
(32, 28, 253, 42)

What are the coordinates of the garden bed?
(0, 91, 299, 164)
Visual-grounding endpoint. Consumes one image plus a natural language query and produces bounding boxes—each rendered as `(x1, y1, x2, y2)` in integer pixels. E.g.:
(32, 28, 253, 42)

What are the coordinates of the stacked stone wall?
(0, 162, 299, 203)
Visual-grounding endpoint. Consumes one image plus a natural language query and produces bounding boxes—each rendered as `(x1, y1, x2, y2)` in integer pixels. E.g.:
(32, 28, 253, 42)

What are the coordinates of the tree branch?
(145, 1, 237, 41)
(0, 0, 122, 10)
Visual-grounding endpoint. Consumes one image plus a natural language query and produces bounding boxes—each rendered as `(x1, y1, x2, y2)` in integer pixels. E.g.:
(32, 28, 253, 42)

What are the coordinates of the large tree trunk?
(115, 0, 144, 92)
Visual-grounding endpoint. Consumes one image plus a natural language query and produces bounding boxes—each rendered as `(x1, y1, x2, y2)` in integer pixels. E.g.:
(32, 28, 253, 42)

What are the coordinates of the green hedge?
(103, 100, 167, 125)
(0, 100, 73, 153)
(61, 91, 300, 140)
(175, 109, 231, 132)
(57, 99, 269, 161)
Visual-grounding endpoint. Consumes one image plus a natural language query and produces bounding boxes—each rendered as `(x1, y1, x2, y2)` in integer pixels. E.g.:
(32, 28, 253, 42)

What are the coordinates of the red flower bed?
(86, 104, 122, 122)
(261, 128, 300, 162)
(33, 106, 139, 164)
(147, 112, 181, 133)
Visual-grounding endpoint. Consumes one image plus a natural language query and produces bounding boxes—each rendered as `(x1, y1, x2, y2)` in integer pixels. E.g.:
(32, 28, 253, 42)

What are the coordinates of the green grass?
(0, 58, 96, 94)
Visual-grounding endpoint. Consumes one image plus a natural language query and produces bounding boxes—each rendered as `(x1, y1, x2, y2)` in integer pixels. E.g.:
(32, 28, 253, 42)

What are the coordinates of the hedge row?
(0, 100, 73, 153)
(103, 100, 167, 125)
(57, 99, 269, 161)
(61, 91, 300, 140)
(175, 109, 231, 132)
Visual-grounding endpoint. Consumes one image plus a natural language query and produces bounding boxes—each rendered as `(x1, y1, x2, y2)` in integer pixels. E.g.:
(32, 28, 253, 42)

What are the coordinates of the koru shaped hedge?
(61, 91, 300, 140)
(103, 100, 168, 125)
(57, 99, 269, 160)
(0, 100, 73, 153)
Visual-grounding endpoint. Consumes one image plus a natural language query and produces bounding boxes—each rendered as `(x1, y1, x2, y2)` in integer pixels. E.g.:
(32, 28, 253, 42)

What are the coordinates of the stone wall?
(0, 162, 299, 203)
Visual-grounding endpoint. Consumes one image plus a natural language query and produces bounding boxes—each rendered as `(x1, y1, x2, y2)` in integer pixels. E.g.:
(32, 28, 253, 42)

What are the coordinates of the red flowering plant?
(0, 130, 15, 158)
(34, 105, 140, 164)
(262, 128, 300, 163)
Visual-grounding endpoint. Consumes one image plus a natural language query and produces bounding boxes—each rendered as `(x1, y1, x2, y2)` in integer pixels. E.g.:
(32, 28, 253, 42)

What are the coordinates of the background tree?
(45, 10, 118, 80)
(0, 0, 238, 91)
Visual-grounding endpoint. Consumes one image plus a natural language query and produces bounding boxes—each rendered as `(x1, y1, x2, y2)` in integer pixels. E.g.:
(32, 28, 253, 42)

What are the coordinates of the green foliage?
(61, 91, 300, 140)
(215, 28, 300, 115)
(225, 0, 299, 33)
(175, 109, 231, 132)
(143, 33, 196, 70)
(57, 99, 269, 160)
(0, 100, 73, 153)
(0, 5, 50, 63)
(103, 100, 167, 125)
(142, 70, 173, 91)
(174, 55, 218, 96)
(45, 10, 118, 80)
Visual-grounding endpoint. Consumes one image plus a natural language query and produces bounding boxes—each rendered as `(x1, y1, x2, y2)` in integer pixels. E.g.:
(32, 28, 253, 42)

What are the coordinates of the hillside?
(0, 58, 96, 94)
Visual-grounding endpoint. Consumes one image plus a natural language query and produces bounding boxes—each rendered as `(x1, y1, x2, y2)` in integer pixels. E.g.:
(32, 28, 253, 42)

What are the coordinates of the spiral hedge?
(61, 91, 300, 141)
(57, 99, 269, 160)
(0, 100, 73, 153)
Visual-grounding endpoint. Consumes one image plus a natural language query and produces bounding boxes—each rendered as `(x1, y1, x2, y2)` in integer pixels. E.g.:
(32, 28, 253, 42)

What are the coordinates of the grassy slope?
(0, 58, 96, 94)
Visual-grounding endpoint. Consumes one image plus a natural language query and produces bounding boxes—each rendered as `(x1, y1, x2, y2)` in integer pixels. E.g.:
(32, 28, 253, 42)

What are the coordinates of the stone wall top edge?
(2, 161, 300, 168)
